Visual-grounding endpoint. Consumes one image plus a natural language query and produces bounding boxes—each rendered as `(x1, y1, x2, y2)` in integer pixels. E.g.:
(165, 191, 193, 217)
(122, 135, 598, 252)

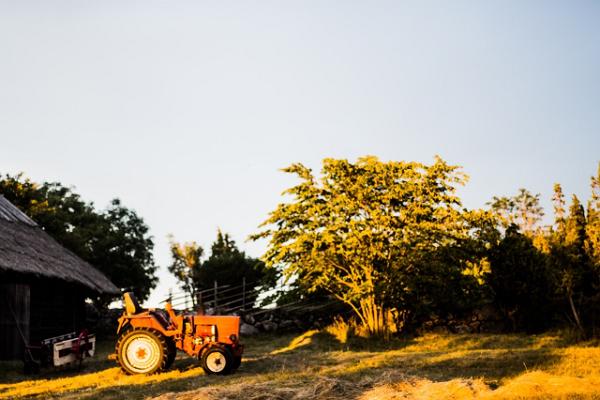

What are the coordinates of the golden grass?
(270, 329, 319, 355)
(1, 330, 600, 399)
(325, 316, 351, 344)
(0, 366, 198, 399)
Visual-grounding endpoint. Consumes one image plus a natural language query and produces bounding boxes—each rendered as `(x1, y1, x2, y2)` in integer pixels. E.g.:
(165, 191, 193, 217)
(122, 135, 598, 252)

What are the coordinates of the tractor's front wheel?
(116, 328, 168, 374)
(231, 355, 242, 371)
(201, 346, 233, 375)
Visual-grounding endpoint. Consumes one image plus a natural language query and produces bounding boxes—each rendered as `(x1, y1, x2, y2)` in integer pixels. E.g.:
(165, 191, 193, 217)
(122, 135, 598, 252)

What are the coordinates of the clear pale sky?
(1, 1, 598, 307)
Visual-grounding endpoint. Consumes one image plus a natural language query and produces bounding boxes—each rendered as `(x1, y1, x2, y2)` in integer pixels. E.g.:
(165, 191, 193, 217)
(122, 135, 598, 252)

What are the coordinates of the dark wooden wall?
(0, 282, 30, 360)
(0, 273, 88, 360)
(29, 280, 86, 342)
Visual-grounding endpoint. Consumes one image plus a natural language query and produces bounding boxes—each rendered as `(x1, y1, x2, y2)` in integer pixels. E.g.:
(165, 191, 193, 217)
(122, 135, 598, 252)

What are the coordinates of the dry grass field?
(2, 329, 600, 400)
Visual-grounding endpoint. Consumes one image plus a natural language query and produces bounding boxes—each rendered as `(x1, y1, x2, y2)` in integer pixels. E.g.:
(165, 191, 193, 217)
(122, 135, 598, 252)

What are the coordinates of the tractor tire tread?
(165, 338, 177, 369)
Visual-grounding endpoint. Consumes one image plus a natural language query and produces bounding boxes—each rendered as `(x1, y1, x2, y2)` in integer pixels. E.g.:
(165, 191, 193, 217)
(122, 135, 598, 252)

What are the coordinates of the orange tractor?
(111, 292, 243, 375)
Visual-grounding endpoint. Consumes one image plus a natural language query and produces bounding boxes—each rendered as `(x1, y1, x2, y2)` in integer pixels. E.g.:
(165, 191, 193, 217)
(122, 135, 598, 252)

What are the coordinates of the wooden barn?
(0, 195, 119, 360)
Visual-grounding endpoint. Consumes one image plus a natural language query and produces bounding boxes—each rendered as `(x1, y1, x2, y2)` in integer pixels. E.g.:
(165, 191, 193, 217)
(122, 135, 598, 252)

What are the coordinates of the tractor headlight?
(229, 334, 238, 343)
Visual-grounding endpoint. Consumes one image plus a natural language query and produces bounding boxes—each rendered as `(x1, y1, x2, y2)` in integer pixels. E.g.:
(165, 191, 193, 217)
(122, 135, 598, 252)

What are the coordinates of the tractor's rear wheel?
(201, 346, 233, 375)
(165, 338, 177, 369)
(116, 328, 168, 375)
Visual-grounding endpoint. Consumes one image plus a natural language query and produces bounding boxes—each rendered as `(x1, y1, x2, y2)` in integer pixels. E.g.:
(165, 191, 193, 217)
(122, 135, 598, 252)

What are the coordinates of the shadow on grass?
(435, 332, 573, 351)
(0, 352, 116, 385)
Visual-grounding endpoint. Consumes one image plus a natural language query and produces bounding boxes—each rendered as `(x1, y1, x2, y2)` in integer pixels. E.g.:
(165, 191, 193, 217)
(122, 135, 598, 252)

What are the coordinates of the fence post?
(214, 280, 218, 312)
(242, 277, 246, 311)
(197, 291, 204, 314)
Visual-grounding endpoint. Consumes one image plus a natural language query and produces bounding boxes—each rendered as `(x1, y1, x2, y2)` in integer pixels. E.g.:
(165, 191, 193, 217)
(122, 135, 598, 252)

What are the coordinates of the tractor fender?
(116, 320, 131, 336)
(120, 314, 178, 336)
(198, 342, 231, 359)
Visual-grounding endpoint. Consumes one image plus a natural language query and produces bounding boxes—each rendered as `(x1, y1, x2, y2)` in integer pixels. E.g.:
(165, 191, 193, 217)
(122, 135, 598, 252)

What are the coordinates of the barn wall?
(0, 273, 88, 360)
(29, 280, 86, 342)
(0, 282, 30, 360)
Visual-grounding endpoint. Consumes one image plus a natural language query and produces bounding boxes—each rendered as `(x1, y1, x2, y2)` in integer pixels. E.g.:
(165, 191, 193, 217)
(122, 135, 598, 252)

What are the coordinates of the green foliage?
(552, 183, 567, 231)
(486, 165, 600, 336)
(255, 157, 600, 336)
(168, 231, 275, 308)
(0, 173, 158, 302)
(486, 226, 552, 332)
(547, 195, 596, 335)
(488, 188, 544, 233)
(585, 164, 600, 266)
(167, 237, 204, 303)
(194, 231, 274, 292)
(565, 196, 587, 249)
(88, 199, 157, 302)
(253, 156, 490, 335)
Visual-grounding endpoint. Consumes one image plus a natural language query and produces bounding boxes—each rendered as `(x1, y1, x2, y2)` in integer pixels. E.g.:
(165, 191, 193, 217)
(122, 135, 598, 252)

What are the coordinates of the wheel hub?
(206, 351, 226, 373)
(136, 348, 147, 359)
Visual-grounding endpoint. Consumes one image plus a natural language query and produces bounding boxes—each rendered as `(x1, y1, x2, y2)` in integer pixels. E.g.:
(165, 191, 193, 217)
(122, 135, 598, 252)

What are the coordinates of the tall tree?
(167, 231, 274, 309)
(488, 189, 544, 234)
(550, 195, 590, 334)
(167, 237, 204, 304)
(90, 199, 157, 302)
(515, 188, 544, 233)
(586, 163, 600, 266)
(486, 226, 551, 332)
(0, 173, 158, 302)
(194, 231, 274, 303)
(553, 183, 567, 234)
(253, 156, 486, 335)
(487, 196, 516, 227)
(565, 196, 587, 249)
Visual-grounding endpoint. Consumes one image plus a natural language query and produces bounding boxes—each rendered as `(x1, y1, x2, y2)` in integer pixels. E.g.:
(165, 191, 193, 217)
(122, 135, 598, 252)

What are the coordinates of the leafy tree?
(548, 195, 593, 335)
(167, 237, 204, 305)
(195, 231, 275, 306)
(553, 183, 567, 230)
(89, 199, 157, 302)
(515, 188, 545, 232)
(488, 189, 544, 233)
(565, 196, 587, 249)
(0, 173, 158, 302)
(168, 231, 275, 310)
(253, 156, 487, 335)
(586, 164, 600, 266)
(488, 196, 516, 227)
(486, 226, 552, 332)
(506, 168, 600, 336)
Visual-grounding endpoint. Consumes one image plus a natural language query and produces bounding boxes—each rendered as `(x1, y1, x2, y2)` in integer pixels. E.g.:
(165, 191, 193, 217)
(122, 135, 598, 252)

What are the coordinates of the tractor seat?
(124, 292, 144, 315)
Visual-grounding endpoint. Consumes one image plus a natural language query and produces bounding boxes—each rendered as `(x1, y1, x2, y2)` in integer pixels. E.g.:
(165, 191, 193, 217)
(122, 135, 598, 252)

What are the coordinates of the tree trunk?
(568, 293, 585, 337)
(359, 296, 387, 336)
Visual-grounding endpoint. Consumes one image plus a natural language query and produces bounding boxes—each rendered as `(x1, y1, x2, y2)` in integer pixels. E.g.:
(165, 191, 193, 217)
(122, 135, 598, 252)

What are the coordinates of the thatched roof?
(0, 195, 120, 294)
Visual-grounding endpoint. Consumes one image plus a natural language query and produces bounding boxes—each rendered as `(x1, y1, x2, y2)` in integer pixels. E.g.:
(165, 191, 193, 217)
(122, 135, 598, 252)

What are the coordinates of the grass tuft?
(326, 316, 351, 344)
